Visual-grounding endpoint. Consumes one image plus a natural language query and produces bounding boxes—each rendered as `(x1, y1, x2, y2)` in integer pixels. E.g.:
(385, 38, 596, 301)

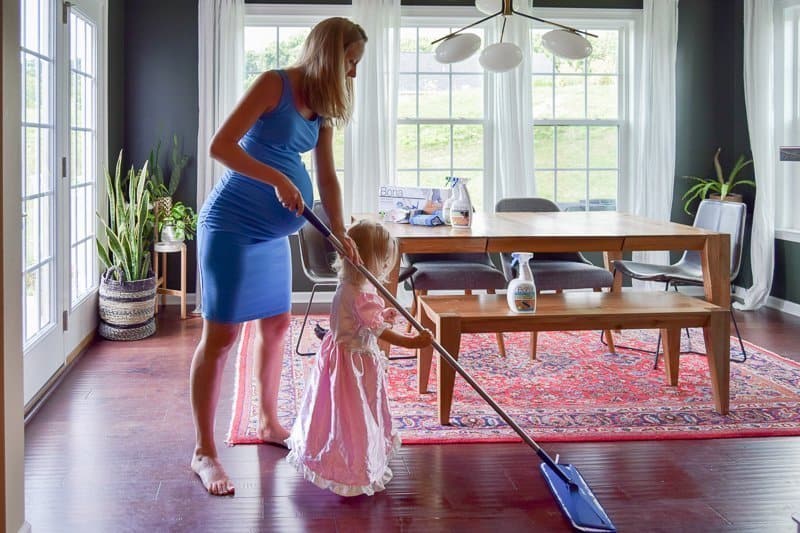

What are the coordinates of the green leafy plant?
(158, 201, 198, 241)
(682, 148, 755, 215)
(97, 151, 153, 281)
(146, 134, 190, 199)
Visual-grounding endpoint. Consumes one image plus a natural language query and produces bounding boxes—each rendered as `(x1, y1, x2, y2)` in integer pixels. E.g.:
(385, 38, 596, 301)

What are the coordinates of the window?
(244, 7, 346, 192)
(531, 24, 626, 212)
(397, 21, 486, 210)
(776, 1, 800, 240)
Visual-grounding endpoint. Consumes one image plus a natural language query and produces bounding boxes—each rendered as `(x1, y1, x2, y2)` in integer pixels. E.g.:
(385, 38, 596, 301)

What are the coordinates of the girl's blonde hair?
(335, 220, 398, 285)
(293, 17, 367, 128)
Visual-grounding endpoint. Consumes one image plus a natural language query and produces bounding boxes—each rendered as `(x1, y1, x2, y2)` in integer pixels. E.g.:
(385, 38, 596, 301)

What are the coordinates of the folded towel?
(409, 213, 444, 226)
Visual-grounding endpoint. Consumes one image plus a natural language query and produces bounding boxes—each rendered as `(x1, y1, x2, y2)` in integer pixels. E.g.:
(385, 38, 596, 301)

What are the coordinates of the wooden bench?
(416, 291, 730, 425)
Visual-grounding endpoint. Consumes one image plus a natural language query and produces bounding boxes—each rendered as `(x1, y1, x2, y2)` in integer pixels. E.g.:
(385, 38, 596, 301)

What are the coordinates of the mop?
(302, 206, 616, 532)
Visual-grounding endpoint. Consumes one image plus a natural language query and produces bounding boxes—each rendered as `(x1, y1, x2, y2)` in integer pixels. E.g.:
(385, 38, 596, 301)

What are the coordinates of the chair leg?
(407, 289, 426, 333)
(653, 281, 672, 368)
(296, 284, 320, 356)
(730, 307, 747, 363)
(487, 288, 506, 357)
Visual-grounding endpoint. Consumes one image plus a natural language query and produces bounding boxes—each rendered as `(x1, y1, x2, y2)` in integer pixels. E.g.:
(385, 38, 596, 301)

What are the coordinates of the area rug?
(227, 316, 800, 445)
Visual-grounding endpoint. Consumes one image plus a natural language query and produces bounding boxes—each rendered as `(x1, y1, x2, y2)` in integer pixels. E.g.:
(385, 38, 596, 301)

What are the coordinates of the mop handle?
(301, 206, 569, 482)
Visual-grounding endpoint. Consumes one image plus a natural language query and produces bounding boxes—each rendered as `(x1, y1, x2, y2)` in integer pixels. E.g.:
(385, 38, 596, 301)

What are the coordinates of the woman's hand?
(334, 229, 361, 266)
(274, 177, 304, 215)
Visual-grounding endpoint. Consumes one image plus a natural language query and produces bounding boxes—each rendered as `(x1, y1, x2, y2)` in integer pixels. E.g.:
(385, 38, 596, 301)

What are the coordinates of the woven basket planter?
(98, 268, 157, 341)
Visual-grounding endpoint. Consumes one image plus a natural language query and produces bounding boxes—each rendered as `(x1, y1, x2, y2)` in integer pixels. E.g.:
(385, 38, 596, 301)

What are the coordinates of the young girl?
(286, 220, 433, 496)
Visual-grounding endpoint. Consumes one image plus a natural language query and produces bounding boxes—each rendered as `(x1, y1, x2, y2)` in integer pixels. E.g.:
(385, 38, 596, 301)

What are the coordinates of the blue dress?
(197, 69, 322, 323)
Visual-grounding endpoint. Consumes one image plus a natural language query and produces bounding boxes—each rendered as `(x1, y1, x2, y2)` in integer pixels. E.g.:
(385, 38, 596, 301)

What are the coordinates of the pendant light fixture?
(432, 0, 597, 72)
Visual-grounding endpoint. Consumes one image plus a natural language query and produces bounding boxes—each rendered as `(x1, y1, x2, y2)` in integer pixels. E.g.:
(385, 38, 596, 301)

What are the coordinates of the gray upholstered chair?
(295, 202, 339, 356)
(403, 252, 509, 355)
(495, 197, 615, 359)
(613, 198, 747, 367)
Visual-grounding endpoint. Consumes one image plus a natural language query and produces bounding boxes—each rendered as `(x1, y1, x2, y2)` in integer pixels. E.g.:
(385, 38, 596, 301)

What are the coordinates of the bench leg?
(437, 317, 461, 425)
(662, 327, 680, 386)
(529, 331, 537, 361)
(417, 303, 435, 394)
(703, 310, 731, 414)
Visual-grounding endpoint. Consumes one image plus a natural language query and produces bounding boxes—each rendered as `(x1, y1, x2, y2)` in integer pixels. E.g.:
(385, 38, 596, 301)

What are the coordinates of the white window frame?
(528, 8, 636, 212)
(775, 0, 800, 243)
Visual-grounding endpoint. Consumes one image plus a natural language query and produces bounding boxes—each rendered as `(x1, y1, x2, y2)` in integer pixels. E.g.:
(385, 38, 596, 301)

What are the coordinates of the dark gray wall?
(115, 0, 200, 290)
(110, 0, 799, 303)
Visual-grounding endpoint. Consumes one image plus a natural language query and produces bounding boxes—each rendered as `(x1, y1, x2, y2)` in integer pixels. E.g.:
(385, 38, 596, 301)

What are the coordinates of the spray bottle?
(506, 252, 536, 313)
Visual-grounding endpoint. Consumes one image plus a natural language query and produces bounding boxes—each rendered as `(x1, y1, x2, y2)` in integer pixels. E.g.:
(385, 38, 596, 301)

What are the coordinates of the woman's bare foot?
(191, 454, 235, 496)
(257, 419, 290, 447)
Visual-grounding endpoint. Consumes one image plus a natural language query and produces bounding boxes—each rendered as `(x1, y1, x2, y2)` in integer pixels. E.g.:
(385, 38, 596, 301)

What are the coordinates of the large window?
(243, 6, 634, 214)
(244, 13, 345, 191)
(776, 1, 800, 240)
(531, 26, 623, 212)
(397, 23, 486, 209)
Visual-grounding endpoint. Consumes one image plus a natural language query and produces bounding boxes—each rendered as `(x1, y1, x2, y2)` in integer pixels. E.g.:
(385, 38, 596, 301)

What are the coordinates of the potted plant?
(158, 201, 198, 243)
(682, 147, 755, 215)
(96, 151, 158, 341)
(146, 134, 190, 216)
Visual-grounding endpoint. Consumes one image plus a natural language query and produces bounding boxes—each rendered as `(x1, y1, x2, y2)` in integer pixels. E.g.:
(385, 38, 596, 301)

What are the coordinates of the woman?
(190, 17, 366, 496)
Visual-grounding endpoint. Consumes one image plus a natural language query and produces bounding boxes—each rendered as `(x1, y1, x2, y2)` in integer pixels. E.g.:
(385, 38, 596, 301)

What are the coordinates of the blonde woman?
(191, 17, 365, 496)
(286, 220, 433, 496)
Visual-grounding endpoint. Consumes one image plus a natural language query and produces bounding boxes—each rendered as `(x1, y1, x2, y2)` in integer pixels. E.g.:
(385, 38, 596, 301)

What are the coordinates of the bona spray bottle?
(507, 252, 537, 313)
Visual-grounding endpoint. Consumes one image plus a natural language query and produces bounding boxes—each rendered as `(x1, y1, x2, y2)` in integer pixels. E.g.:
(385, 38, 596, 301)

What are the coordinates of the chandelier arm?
(511, 9, 598, 39)
(430, 10, 501, 45)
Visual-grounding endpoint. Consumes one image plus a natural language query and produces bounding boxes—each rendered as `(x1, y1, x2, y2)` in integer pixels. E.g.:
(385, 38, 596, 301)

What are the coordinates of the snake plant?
(96, 151, 153, 281)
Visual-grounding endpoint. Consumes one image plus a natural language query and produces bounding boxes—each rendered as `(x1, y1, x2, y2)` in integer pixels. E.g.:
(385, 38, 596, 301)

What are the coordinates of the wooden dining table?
(353, 210, 732, 409)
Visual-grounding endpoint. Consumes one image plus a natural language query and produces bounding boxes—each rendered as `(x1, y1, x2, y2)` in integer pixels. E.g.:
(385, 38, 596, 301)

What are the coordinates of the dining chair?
(295, 202, 339, 356)
(297, 202, 418, 359)
(403, 251, 509, 356)
(613, 199, 748, 368)
(495, 197, 616, 359)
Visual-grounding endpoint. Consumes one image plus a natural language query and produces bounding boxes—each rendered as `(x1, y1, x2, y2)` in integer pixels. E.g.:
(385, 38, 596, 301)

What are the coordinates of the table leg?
(703, 310, 730, 414)
(417, 303, 435, 394)
(437, 317, 461, 425)
(180, 244, 187, 319)
(701, 234, 731, 414)
(603, 250, 624, 348)
(379, 253, 402, 356)
(661, 327, 680, 386)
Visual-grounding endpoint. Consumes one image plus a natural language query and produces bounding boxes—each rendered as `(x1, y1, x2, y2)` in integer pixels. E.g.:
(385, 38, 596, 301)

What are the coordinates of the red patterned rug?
(227, 316, 800, 445)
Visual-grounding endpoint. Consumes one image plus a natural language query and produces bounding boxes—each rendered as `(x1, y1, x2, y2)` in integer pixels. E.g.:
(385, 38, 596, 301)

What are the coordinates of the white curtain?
(345, 0, 400, 218)
(487, 15, 536, 210)
(625, 0, 678, 276)
(195, 0, 244, 310)
(738, 0, 776, 310)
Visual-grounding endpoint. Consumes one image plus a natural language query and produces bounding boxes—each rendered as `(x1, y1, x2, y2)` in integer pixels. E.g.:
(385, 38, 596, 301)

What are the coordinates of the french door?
(20, 0, 106, 405)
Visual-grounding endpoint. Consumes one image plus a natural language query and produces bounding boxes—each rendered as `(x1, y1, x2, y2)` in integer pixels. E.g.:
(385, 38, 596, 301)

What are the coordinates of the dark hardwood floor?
(24, 305, 800, 532)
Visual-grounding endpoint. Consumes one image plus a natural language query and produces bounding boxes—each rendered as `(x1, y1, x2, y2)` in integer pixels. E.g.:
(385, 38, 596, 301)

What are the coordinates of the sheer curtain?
(195, 0, 244, 310)
(738, 0, 776, 310)
(625, 0, 679, 276)
(344, 0, 400, 218)
(486, 15, 536, 209)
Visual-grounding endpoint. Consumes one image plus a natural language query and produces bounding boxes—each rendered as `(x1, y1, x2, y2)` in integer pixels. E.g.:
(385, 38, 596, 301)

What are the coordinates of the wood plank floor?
(24, 305, 800, 532)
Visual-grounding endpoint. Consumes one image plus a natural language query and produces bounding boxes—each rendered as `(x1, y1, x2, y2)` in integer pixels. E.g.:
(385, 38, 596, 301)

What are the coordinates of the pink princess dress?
(285, 279, 401, 496)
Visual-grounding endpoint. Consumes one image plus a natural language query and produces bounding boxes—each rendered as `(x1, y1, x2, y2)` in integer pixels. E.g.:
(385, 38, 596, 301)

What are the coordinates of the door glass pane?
(21, 0, 56, 345)
(69, 9, 98, 304)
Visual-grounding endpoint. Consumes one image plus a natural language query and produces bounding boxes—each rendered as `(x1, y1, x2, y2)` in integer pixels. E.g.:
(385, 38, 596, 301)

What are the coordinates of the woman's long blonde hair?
(294, 17, 367, 128)
(335, 220, 398, 286)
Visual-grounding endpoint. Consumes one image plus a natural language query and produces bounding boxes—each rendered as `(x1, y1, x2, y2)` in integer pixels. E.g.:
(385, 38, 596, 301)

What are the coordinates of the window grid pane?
(532, 27, 621, 212)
